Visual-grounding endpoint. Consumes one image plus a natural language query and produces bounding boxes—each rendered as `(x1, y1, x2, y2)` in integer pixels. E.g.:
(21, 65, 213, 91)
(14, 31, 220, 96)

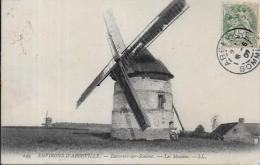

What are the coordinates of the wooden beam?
(172, 104, 184, 131)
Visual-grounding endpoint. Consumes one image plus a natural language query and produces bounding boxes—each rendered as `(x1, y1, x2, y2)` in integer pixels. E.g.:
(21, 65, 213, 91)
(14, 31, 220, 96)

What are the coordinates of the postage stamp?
(223, 3, 258, 46)
(217, 3, 260, 74)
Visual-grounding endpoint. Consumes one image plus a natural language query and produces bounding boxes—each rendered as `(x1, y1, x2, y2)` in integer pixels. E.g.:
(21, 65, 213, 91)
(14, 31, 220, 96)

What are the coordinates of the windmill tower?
(111, 50, 175, 140)
(77, 0, 188, 140)
(42, 111, 52, 127)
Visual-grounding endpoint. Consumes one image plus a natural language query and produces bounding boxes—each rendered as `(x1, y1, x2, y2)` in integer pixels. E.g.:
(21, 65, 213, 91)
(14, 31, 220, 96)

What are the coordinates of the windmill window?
(158, 94, 166, 109)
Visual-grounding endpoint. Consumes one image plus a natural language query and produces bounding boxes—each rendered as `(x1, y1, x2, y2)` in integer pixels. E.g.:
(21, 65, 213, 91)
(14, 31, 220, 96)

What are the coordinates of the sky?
(2, 0, 260, 131)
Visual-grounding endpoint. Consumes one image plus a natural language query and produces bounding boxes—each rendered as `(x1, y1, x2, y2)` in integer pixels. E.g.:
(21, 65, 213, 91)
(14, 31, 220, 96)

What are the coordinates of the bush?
(179, 124, 216, 139)
(194, 124, 205, 134)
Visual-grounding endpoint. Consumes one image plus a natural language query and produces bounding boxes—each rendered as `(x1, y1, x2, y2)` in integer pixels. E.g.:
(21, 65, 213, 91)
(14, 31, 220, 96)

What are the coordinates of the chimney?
(238, 118, 244, 123)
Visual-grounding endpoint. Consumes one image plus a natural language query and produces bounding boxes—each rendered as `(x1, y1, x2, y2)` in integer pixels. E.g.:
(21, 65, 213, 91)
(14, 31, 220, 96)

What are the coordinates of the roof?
(111, 49, 174, 81)
(211, 122, 260, 137)
(243, 123, 260, 136)
(211, 122, 238, 137)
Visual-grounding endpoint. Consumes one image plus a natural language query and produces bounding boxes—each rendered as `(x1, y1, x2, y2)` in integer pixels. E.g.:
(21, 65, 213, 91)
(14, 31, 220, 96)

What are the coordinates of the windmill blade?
(124, 0, 188, 56)
(104, 10, 151, 130)
(113, 64, 151, 130)
(107, 32, 151, 130)
(76, 59, 116, 108)
(104, 10, 126, 54)
(104, 10, 135, 67)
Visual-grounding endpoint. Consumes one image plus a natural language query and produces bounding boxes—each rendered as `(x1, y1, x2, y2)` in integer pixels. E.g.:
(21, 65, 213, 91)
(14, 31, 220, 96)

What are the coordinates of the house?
(211, 118, 260, 144)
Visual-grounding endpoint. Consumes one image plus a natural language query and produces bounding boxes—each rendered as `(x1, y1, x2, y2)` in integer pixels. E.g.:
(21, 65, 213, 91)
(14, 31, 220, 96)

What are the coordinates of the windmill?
(77, 0, 188, 140)
(42, 111, 53, 127)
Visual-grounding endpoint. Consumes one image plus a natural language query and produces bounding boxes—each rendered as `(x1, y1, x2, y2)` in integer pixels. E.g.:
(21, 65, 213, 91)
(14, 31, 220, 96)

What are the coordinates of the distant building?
(42, 112, 53, 127)
(212, 118, 260, 144)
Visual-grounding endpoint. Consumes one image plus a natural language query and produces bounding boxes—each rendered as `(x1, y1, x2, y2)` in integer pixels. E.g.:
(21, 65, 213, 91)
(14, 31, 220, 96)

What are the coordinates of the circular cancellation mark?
(217, 28, 260, 74)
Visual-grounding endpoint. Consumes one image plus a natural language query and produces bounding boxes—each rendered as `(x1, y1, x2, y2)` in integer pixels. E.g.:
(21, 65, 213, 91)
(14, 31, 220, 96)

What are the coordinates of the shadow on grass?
(37, 138, 62, 145)
(73, 132, 112, 140)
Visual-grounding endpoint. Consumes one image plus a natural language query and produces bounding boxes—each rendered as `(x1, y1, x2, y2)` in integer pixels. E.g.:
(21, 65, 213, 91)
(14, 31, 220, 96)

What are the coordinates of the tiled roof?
(211, 122, 260, 137)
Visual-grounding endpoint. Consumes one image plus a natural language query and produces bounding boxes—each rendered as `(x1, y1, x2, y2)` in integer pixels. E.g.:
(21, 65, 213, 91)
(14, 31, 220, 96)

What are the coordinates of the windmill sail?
(104, 10, 151, 130)
(104, 10, 126, 54)
(123, 0, 188, 56)
(76, 0, 188, 108)
(107, 31, 151, 130)
(104, 10, 136, 68)
(76, 59, 116, 108)
(77, 11, 126, 108)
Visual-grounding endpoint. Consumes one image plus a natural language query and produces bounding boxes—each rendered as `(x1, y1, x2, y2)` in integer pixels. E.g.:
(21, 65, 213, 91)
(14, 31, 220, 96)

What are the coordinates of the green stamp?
(223, 3, 258, 46)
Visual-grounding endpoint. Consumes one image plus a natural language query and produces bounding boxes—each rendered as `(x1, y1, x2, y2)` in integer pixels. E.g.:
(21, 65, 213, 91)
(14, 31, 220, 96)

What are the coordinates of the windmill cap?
(111, 49, 174, 81)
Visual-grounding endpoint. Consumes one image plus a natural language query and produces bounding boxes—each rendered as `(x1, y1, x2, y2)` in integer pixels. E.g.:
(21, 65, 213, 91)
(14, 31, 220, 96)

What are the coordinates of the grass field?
(1, 127, 259, 154)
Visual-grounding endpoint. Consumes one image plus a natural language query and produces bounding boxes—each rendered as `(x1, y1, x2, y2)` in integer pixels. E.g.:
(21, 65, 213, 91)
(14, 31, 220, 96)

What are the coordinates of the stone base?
(111, 128, 170, 140)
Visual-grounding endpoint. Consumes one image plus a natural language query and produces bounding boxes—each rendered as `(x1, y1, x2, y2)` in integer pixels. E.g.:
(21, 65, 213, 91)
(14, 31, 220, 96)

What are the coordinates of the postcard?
(1, 0, 260, 164)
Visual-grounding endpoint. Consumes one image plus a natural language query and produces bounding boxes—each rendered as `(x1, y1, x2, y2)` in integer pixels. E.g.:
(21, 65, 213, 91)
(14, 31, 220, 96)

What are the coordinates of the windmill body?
(112, 50, 175, 140)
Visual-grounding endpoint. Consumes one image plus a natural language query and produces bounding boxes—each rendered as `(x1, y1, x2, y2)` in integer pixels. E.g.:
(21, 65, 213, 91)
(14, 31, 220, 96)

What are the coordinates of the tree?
(194, 124, 205, 134)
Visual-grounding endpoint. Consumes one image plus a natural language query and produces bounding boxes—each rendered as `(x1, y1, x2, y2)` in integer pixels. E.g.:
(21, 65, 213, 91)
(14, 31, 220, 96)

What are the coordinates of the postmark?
(217, 28, 260, 74)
